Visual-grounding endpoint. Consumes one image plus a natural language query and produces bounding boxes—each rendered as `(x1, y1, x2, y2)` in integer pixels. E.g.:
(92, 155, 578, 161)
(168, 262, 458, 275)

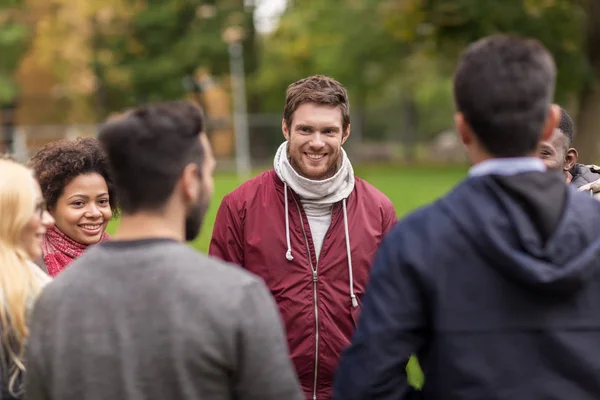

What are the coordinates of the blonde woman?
(0, 159, 54, 399)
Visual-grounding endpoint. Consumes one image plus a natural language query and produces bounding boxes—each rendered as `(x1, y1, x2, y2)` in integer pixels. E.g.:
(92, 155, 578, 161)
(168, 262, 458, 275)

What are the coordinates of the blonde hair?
(0, 159, 42, 396)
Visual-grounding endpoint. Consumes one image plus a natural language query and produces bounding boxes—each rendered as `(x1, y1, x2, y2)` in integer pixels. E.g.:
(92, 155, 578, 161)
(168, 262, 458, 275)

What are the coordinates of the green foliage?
(0, 12, 29, 103)
(97, 0, 252, 109)
(1, 0, 590, 137)
(421, 0, 589, 101)
(254, 0, 454, 145)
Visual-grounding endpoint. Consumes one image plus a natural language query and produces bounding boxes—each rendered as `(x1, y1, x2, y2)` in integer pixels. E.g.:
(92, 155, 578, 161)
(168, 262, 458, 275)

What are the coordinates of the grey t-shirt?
(24, 239, 303, 400)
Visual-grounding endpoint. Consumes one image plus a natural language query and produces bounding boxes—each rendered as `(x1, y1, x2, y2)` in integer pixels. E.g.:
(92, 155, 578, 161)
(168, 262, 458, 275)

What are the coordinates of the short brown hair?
(454, 34, 556, 157)
(284, 75, 350, 131)
(98, 101, 205, 213)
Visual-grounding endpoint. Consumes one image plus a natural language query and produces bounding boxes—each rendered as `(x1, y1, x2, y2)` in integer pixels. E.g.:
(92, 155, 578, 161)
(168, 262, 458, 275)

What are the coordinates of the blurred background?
(1, 0, 598, 252)
(3, 0, 598, 167)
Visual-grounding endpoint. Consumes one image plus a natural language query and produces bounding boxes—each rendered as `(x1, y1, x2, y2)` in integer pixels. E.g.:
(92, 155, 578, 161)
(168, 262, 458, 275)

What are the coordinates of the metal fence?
(2, 112, 464, 172)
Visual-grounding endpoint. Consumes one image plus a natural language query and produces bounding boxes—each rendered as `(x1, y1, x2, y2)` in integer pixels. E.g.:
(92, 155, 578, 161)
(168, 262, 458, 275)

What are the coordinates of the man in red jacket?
(209, 75, 397, 400)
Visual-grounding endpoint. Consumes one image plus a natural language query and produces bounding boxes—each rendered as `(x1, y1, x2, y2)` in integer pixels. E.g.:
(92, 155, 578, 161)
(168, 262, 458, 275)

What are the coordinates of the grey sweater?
(24, 239, 303, 400)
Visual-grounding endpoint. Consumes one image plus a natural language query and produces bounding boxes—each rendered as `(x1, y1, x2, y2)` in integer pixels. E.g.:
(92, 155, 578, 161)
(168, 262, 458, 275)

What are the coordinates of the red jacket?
(209, 170, 397, 399)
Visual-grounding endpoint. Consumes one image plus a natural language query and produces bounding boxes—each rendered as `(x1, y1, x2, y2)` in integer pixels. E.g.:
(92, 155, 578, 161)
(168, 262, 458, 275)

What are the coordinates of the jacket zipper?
(293, 196, 320, 400)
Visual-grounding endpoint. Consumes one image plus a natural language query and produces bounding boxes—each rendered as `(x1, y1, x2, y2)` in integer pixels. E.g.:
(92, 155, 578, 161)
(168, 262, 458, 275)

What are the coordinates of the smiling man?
(210, 75, 397, 400)
(538, 106, 600, 198)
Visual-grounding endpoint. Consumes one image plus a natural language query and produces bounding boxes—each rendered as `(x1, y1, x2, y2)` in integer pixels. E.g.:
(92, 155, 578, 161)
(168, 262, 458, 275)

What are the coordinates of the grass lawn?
(106, 164, 469, 389)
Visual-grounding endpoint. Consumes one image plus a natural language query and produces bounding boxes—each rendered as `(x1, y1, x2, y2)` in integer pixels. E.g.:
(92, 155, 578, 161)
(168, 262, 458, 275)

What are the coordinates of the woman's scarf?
(42, 225, 110, 277)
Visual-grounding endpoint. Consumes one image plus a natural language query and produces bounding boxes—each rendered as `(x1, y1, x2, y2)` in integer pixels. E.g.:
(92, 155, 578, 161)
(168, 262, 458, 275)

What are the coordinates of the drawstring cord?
(284, 183, 294, 261)
(343, 198, 358, 308)
(283, 184, 356, 308)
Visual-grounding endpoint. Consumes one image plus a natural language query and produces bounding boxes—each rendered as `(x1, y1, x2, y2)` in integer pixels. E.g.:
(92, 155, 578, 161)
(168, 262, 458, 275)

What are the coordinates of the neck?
(114, 211, 184, 242)
(469, 148, 538, 166)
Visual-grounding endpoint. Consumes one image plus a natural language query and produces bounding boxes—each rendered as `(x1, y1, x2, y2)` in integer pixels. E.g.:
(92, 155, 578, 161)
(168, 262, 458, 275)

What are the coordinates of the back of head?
(0, 158, 41, 396)
(453, 34, 556, 157)
(97, 101, 205, 214)
(284, 75, 350, 131)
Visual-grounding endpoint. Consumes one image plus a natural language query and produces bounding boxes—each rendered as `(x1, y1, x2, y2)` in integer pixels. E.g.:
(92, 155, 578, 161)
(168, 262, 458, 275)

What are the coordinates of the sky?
(254, 0, 288, 33)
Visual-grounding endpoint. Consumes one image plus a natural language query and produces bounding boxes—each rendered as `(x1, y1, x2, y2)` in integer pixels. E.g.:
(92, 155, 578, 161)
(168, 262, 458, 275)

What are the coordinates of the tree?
(571, 0, 600, 162)
(97, 0, 256, 114)
(0, 0, 29, 104)
(405, 0, 600, 160)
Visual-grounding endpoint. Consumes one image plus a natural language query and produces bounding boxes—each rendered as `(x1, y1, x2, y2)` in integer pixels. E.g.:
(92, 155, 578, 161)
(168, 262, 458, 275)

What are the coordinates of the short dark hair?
(97, 101, 205, 214)
(558, 107, 575, 143)
(453, 34, 556, 157)
(29, 137, 118, 212)
(284, 75, 350, 131)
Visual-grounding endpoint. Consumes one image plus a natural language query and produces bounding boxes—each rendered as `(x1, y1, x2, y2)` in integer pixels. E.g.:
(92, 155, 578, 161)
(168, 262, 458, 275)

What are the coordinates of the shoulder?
(39, 242, 266, 301)
(28, 261, 51, 287)
(382, 179, 471, 252)
(353, 177, 394, 210)
(134, 246, 270, 307)
(386, 202, 439, 241)
(221, 170, 279, 207)
(566, 184, 600, 213)
(571, 164, 600, 188)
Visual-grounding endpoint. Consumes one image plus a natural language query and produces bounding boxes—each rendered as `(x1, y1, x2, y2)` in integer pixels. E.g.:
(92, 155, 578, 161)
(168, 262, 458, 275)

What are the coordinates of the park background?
(3, 0, 600, 389)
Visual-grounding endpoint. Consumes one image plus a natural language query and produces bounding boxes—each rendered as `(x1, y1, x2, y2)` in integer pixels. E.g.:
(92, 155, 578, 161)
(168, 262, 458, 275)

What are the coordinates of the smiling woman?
(29, 137, 117, 277)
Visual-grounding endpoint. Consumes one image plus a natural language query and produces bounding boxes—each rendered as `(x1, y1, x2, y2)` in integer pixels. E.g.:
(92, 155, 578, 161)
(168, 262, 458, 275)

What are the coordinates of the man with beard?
(210, 75, 397, 400)
(24, 101, 304, 400)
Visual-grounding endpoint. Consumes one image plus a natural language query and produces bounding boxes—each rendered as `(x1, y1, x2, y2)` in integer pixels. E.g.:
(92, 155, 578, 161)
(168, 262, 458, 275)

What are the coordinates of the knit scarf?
(42, 225, 111, 277)
(273, 141, 355, 205)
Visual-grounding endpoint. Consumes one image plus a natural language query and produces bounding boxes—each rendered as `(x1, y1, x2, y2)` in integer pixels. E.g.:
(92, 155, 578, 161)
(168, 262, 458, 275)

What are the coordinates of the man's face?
(538, 129, 569, 171)
(283, 102, 349, 180)
(185, 133, 215, 242)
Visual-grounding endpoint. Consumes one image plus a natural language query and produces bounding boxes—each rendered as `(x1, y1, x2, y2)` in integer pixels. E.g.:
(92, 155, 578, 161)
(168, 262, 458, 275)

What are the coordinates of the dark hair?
(453, 34, 556, 157)
(29, 137, 118, 212)
(97, 101, 205, 214)
(284, 75, 350, 131)
(558, 107, 575, 143)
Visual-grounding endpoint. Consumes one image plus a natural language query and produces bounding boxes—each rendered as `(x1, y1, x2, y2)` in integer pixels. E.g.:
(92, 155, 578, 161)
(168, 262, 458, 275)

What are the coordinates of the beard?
(289, 147, 340, 180)
(184, 195, 210, 242)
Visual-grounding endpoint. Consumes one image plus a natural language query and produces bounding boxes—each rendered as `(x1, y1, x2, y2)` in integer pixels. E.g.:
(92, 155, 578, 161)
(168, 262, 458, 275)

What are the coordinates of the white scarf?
(273, 141, 355, 204)
(273, 141, 359, 308)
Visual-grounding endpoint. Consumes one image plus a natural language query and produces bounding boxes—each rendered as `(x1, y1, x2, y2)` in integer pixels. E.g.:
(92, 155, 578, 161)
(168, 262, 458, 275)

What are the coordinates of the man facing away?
(334, 35, 600, 399)
(538, 105, 600, 197)
(209, 75, 397, 399)
(24, 101, 303, 400)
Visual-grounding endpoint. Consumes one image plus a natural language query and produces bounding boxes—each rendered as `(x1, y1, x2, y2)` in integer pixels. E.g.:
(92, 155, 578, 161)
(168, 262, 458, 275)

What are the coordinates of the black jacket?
(335, 171, 600, 399)
(570, 163, 600, 189)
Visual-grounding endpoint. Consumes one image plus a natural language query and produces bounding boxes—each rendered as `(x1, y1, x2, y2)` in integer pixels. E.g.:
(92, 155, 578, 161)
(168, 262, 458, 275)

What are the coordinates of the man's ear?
(541, 104, 560, 142)
(341, 124, 351, 145)
(565, 148, 578, 171)
(180, 163, 200, 204)
(282, 119, 290, 141)
(455, 112, 472, 146)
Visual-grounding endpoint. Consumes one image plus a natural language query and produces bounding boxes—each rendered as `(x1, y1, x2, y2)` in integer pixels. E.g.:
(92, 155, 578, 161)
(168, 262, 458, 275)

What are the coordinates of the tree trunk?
(402, 94, 418, 164)
(573, 0, 600, 163)
(243, 5, 267, 160)
(574, 83, 600, 163)
(352, 88, 366, 145)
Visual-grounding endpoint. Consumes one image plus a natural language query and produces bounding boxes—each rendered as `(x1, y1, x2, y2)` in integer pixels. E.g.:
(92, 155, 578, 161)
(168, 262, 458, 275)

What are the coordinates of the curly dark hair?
(28, 137, 118, 213)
